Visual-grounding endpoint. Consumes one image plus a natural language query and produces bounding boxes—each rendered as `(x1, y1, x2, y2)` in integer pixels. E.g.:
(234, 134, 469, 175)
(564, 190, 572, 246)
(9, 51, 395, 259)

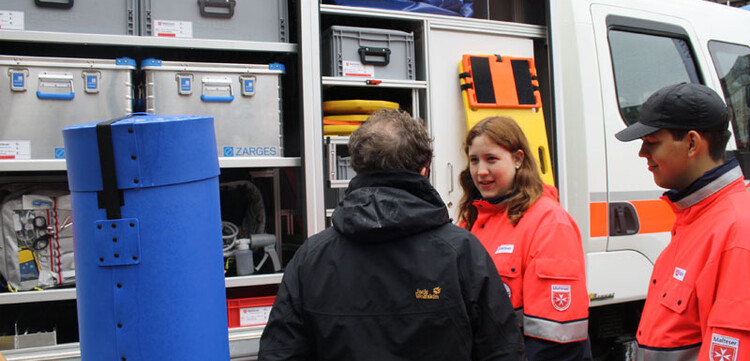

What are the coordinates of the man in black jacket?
(258, 109, 525, 361)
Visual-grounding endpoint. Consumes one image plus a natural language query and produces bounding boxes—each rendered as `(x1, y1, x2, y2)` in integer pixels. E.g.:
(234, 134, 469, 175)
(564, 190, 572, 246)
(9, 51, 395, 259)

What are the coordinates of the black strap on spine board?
(510, 59, 537, 105)
(469, 56, 496, 105)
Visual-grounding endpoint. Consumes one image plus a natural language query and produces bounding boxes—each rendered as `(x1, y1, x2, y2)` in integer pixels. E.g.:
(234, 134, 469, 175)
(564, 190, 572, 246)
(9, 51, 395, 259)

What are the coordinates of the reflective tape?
(636, 343, 700, 361)
(523, 314, 588, 343)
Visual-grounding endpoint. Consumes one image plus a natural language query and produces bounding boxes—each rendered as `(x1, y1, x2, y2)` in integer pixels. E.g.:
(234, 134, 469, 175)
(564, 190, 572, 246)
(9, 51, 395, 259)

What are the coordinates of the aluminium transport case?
(139, 0, 288, 42)
(141, 59, 285, 157)
(0, 55, 135, 160)
(322, 25, 415, 80)
(0, 0, 138, 35)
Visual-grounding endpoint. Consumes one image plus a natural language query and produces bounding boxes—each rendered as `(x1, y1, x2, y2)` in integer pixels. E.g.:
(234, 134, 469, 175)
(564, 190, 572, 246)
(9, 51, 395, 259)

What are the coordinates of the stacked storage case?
(139, 0, 288, 42)
(141, 59, 285, 157)
(0, 0, 138, 35)
(322, 25, 415, 80)
(0, 55, 136, 159)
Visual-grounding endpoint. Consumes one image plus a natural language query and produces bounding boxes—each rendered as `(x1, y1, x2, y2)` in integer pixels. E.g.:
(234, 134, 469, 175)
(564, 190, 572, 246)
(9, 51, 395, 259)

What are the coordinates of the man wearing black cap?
(616, 82, 750, 361)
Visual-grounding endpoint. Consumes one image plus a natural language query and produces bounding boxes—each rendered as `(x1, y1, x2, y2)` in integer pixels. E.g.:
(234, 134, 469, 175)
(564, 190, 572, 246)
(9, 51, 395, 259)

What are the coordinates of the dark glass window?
(708, 41, 750, 151)
(608, 30, 700, 125)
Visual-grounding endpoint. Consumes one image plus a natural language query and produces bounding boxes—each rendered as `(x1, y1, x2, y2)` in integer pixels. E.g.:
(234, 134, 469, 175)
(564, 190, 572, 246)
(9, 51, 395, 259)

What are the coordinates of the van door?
(591, 4, 703, 260)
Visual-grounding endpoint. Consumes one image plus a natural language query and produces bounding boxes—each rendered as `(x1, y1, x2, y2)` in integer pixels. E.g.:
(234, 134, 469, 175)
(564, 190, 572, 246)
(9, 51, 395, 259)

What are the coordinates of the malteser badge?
(551, 284, 571, 311)
(710, 333, 738, 361)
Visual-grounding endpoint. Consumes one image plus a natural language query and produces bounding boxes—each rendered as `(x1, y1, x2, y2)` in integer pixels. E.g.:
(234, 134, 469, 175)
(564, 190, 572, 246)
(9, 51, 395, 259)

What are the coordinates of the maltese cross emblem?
(551, 285, 571, 311)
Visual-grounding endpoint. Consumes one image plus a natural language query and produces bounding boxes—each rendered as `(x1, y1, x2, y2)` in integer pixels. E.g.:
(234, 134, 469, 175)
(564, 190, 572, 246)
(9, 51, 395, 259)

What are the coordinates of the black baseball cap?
(615, 83, 728, 142)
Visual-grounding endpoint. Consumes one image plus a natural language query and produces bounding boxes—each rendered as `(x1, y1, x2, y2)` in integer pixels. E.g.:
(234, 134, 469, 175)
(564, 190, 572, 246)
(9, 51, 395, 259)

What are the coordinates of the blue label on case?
(12, 73, 24, 88)
(223, 147, 234, 157)
(181, 78, 191, 92)
(86, 75, 98, 90)
(54, 148, 66, 159)
(244, 79, 254, 93)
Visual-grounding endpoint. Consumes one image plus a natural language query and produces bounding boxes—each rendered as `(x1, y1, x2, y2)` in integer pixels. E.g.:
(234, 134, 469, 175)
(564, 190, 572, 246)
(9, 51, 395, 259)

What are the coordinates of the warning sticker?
(0, 141, 31, 160)
(342, 60, 375, 78)
(0, 11, 24, 30)
(153, 20, 193, 38)
(240, 306, 272, 327)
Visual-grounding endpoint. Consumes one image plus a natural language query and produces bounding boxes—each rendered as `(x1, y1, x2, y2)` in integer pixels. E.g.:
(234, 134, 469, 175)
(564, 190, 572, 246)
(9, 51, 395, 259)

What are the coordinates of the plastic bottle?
(234, 239, 254, 276)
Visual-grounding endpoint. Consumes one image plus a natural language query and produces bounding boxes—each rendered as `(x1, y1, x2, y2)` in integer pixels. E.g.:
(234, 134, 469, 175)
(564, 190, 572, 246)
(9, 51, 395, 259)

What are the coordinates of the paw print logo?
(433, 287, 441, 295)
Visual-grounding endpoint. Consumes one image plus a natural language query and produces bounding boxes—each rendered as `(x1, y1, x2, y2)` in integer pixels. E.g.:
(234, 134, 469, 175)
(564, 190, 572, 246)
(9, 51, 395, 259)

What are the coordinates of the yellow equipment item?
(323, 114, 370, 123)
(324, 124, 361, 136)
(459, 54, 554, 186)
(323, 99, 400, 114)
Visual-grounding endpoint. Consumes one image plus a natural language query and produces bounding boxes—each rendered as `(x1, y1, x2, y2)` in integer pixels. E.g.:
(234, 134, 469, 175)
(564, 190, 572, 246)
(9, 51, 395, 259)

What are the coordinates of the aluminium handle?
(200, 94, 235, 102)
(36, 91, 74, 100)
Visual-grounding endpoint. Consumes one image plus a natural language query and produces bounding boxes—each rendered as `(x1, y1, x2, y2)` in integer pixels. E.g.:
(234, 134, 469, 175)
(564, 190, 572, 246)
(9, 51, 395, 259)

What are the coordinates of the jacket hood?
(332, 169, 450, 243)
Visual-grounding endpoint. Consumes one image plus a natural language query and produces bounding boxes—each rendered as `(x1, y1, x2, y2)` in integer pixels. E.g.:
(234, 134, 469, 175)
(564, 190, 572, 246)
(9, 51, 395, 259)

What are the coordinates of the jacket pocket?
(708, 299, 750, 332)
(659, 279, 693, 314)
(535, 258, 581, 280)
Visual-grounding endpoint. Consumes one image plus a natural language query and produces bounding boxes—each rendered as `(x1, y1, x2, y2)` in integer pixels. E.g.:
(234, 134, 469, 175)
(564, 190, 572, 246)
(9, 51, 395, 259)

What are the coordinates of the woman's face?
(468, 134, 522, 199)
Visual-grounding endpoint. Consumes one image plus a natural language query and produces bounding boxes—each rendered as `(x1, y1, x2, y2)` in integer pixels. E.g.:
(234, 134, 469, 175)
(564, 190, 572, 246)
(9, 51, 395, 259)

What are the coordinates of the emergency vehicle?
(0, 0, 748, 359)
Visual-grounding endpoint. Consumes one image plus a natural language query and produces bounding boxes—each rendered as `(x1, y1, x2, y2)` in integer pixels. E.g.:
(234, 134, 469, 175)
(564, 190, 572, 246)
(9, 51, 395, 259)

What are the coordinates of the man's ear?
(686, 130, 703, 158)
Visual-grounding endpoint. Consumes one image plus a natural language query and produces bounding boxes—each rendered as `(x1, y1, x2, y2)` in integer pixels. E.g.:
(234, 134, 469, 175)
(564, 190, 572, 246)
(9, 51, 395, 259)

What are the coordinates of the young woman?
(458, 116, 590, 361)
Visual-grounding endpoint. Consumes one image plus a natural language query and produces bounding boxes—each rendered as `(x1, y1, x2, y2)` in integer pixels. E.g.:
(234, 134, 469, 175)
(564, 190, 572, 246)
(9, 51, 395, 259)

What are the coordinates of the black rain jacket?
(258, 169, 525, 361)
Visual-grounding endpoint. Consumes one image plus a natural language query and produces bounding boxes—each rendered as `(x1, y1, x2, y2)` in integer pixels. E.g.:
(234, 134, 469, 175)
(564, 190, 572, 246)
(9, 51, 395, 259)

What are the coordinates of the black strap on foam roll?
(470, 56, 496, 104)
(511, 59, 536, 105)
(96, 116, 130, 220)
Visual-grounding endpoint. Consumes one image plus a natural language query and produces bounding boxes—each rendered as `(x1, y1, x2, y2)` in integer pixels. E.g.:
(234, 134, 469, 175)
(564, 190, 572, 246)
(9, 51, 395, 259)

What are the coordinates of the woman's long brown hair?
(458, 117, 544, 229)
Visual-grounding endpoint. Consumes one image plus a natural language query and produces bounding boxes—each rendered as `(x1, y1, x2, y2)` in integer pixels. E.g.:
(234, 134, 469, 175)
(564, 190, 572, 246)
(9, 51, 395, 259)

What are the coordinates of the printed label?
(495, 244, 514, 254)
(153, 20, 193, 38)
(342, 60, 375, 77)
(0, 141, 31, 159)
(0, 11, 25, 30)
(12, 72, 25, 90)
(180, 77, 192, 93)
(673, 267, 687, 282)
(86, 75, 98, 90)
(710, 333, 738, 361)
(239, 306, 272, 327)
(54, 148, 66, 159)
(223, 146, 279, 157)
(551, 284, 571, 311)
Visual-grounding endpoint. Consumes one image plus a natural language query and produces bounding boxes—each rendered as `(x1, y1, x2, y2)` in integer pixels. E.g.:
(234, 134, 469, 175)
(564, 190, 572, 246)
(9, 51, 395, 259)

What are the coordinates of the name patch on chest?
(495, 244, 514, 254)
(673, 267, 687, 282)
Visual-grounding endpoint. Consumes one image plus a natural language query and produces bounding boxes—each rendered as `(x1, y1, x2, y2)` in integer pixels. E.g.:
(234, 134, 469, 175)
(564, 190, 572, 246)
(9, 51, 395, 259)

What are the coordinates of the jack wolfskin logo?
(711, 333, 738, 361)
(416, 287, 441, 300)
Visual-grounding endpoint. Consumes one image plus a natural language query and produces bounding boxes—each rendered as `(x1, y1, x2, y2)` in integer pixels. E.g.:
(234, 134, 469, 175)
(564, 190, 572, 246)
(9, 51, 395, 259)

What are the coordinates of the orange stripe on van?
(590, 202, 607, 238)
(589, 199, 674, 237)
(630, 199, 675, 234)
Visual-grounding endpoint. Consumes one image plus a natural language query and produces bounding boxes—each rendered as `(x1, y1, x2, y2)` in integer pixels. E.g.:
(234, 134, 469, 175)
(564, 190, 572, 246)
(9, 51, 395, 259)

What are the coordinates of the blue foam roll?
(63, 114, 229, 361)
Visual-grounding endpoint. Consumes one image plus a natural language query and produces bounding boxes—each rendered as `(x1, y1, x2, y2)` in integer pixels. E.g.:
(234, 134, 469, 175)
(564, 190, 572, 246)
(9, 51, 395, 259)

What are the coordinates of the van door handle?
(609, 202, 640, 236)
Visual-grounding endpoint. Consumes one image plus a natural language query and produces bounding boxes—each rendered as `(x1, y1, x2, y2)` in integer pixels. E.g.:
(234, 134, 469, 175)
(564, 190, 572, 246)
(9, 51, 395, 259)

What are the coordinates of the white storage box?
(0, 0, 137, 35)
(322, 25, 415, 80)
(0, 55, 136, 159)
(141, 59, 285, 157)
(139, 0, 288, 42)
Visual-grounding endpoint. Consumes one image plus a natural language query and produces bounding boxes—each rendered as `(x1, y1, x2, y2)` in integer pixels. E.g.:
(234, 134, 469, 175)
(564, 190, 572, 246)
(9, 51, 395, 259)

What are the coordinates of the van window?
(708, 41, 750, 151)
(608, 30, 700, 125)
